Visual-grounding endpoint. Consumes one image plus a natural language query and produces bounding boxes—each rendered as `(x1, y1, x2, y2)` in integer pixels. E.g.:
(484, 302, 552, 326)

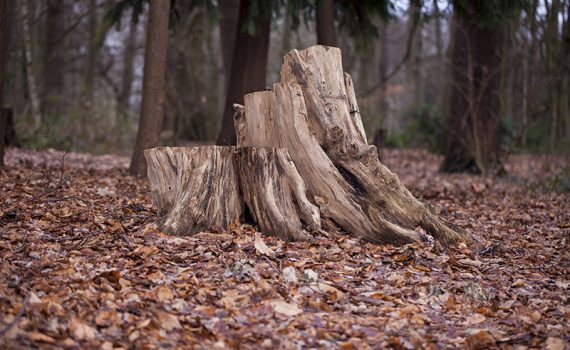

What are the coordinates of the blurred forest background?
(0, 0, 568, 175)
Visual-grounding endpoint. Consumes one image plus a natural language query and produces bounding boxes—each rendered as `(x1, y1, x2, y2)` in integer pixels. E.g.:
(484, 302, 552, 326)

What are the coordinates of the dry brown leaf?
(25, 332, 56, 344)
(466, 330, 495, 350)
(266, 300, 302, 316)
(155, 310, 181, 331)
(69, 319, 96, 341)
(254, 232, 274, 256)
(155, 285, 174, 301)
(545, 337, 567, 350)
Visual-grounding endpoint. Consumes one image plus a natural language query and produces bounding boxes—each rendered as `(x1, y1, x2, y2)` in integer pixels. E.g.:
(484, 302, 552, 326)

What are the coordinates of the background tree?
(129, 0, 170, 176)
(316, 0, 337, 46)
(0, 0, 6, 167)
(2, 0, 567, 173)
(21, 0, 41, 130)
(43, 0, 66, 119)
(440, 0, 525, 175)
(216, 0, 272, 145)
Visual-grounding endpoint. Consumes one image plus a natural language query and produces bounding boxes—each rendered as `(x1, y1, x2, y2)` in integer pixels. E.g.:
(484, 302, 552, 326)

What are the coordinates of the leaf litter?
(0, 148, 568, 349)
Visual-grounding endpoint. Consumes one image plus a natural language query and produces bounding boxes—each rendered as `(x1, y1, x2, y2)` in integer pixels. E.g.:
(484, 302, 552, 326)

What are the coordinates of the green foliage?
(336, 0, 394, 45)
(388, 105, 446, 152)
(242, 0, 277, 36)
(20, 115, 73, 151)
(501, 115, 518, 150)
(451, 0, 529, 27)
(105, 0, 218, 30)
(524, 118, 552, 153)
(105, 0, 148, 29)
(524, 166, 570, 193)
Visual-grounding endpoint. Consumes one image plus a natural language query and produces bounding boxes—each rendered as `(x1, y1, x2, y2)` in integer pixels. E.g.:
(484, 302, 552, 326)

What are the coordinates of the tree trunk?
(433, 0, 444, 108)
(218, 0, 239, 87)
(145, 146, 243, 235)
(316, 0, 337, 47)
(117, 17, 138, 117)
(440, 5, 503, 176)
(376, 19, 389, 155)
(147, 46, 468, 246)
(43, 0, 65, 118)
(129, 0, 170, 176)
(2, 108, 19, 147)
(545, 0, 561, 150)
(409, 0, 423, 108)
(216, 0, 271, 146)
(0, 0, 7, 167)
(21, 0, 41, 130)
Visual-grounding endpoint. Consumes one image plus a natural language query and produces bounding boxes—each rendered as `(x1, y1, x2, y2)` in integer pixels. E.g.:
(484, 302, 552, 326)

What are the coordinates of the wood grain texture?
(236, 147, 320, 241)
(236, 82, 424, 244)
(144, 146, 242, 235)
(279, 45, 466, 244)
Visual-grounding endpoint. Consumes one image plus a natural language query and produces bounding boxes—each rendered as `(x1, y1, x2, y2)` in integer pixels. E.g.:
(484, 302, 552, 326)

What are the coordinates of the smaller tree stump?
(144, 146, 243, 235)
(235, 147, 321, 241)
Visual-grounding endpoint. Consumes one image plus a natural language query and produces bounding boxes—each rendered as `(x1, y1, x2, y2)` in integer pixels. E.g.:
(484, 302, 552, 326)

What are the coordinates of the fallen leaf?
(155, 285, 174, 301)
(254, 232, 274, 256)
(466, 330, 495, 350)
(512, 279, 526, 288)
(267, 300, 302, 316)
(25, 331, 56, 344)
(545, 337, 567, 350)
(69, 319, 96, 341)
(155, 310, 181, 331)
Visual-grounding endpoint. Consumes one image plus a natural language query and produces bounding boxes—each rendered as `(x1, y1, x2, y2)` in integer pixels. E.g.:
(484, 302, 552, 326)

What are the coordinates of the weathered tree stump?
(235, 46, 467, 244)
(235, 147, 320, 241)
(144, 146, 242, 235)
(145, 45, 468, 246)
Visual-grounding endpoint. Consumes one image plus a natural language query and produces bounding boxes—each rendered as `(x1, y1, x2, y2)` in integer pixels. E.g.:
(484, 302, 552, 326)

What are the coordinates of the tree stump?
(144, 146, 242, 235)
(145, 45, 468, 245)
(235, 46, 467, 244)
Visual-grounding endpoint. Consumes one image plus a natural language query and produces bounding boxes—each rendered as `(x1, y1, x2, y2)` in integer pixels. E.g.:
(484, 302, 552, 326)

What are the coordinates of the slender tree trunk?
(216, 0, 271, 146)
(218, 0, 239, 87)
(562, 2, 570, 143)
(129, 0, 170, 176)
(375, 19, 389, 156)
(521, 0, 539, 147)
(546, 0, 561, 150)
(117, 18, 138, 117)
(43, 0, 65, 118)
(21, 0, 41, 130)
(500, 13, 520, 125)
(0, 0, 7, 167)
(83, 0, 112, 138)
(521, 38, 529, 147)
(84, 0, 97, 113)
(441, 3, 503, 176)
(433, 0, 443, 107)
(280, 1, 293, 56)
(316, 0, 337, 46)
(409, 0, 423, 108)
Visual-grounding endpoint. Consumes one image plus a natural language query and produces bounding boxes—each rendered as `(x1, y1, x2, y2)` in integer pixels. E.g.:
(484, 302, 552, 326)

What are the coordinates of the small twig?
(47, 230, 102, 242)
(18, 146, 71, 204)
(41, 195, 83, 204)
(0, 295, 30, 336)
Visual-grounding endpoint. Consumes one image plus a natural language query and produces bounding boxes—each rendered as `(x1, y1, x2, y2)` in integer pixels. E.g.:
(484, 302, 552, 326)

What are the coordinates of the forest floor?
(0, 148, 569, 349)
